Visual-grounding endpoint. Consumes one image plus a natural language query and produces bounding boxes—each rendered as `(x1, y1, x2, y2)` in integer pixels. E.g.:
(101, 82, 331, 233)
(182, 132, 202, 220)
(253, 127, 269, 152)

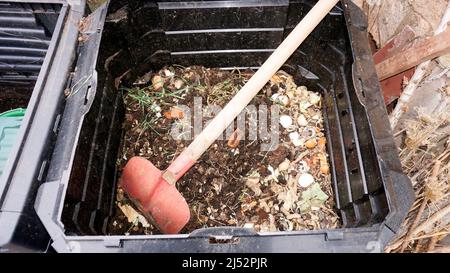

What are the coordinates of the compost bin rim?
(62, 225, 383, 239)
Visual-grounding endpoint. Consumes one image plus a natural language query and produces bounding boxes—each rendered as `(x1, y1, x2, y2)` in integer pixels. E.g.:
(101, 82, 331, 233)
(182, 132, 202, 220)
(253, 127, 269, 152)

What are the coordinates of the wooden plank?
(380, 70, 416, 106)
(373, 26, 417, 105)
(373, 26, 416, 64)
(376, 27, 450, 81)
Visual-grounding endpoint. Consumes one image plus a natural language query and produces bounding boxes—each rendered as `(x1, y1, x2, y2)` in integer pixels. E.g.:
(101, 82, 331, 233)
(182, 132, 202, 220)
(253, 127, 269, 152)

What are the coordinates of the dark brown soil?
(0, 88, 30, 113)
(109, 66, 340, 235)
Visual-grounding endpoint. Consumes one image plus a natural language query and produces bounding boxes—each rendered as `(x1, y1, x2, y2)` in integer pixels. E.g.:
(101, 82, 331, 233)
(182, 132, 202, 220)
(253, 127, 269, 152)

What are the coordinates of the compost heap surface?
(110, 66, 340, 235)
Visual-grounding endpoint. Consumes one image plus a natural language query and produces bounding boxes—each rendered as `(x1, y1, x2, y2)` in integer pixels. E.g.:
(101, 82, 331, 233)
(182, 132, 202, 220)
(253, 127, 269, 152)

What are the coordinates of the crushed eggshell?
(271, 93, 280, 101)
(300, 101, 312, 112)
(243, 223, 255, 229)
(174, 79, 184, 89)
(271, 93, 290, 106)
(297, 114, 308, 127)
(298, 173, 315, 188)
(267, 165, 279, 181)
(164, 69, 174, 77)
(309, 93, 321, 105)
(279, 115, 293, 129)
(278, 95, 290, 106)
(289, 132, 303, 147)
(278, 159, 290, 172)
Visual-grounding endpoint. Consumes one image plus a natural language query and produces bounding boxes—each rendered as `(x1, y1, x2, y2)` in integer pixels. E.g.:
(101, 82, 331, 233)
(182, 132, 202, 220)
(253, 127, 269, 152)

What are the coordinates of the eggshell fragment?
(298, 173, 315, 188)
(297, 115, 308, 126)
(279, 115, 293, 128)
(289, 132, 303, 147)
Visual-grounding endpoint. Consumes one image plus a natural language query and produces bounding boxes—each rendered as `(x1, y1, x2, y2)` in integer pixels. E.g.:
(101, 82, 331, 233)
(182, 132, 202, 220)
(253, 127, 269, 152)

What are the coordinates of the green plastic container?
(0, 108, 26, 177)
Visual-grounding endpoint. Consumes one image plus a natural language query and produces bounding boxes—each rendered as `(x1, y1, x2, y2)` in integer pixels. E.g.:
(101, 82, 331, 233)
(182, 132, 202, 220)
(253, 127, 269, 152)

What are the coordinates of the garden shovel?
(121, 0, 340, 234)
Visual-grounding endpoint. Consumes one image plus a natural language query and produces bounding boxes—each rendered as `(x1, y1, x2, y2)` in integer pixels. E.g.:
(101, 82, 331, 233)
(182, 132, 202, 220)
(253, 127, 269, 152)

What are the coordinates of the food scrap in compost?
(110, 66, 340, 235)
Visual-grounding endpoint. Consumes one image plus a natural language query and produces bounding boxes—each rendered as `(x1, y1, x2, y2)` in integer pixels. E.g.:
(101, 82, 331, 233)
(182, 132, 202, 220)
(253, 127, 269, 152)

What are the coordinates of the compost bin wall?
(62, 0, 387, 235)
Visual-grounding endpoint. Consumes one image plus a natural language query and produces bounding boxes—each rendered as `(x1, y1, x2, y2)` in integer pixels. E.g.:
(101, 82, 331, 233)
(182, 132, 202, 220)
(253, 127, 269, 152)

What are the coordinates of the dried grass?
(386, 105, 450, 253)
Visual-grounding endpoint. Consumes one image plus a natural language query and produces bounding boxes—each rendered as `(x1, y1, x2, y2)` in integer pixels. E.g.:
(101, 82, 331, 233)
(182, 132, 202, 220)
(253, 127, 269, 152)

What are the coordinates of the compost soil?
(109, 66, 340, 235)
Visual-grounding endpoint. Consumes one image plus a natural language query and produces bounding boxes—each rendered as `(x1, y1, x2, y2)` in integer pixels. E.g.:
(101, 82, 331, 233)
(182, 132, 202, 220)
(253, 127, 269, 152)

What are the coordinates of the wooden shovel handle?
(170, 0, 339, 176)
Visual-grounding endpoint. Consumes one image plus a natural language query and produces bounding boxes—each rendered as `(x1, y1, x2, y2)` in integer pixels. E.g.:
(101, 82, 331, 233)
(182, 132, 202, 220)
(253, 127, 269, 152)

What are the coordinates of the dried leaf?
(270, 74, 283, 84)
(245, 176, 262, 196)
(277, 188, 298, 211)
(227, 129, 243, 148)
(118, 203, 150, 228)
(152, 75, 164, 90)
(298, 183, 329, 212)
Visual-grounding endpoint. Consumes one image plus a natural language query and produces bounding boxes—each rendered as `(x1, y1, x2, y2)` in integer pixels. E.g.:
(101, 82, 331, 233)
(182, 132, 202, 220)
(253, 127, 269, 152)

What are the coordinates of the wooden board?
(376, 27, 450, 81)
(373, 26, 416, 105)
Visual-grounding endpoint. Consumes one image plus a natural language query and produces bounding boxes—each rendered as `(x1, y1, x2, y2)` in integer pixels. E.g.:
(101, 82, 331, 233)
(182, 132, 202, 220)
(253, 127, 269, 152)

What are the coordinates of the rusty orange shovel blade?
(120, 156, 190, 234)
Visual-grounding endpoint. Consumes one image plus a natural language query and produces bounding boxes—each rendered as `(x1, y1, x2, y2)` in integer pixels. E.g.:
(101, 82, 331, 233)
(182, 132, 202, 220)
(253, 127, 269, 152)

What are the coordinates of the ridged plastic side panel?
(0, 2, 60, 86)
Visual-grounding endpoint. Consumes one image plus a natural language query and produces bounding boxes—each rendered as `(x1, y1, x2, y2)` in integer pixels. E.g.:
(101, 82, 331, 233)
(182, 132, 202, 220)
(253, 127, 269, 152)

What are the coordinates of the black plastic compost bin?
(0, 0, 86, 252)
(31, 0, 414, 252)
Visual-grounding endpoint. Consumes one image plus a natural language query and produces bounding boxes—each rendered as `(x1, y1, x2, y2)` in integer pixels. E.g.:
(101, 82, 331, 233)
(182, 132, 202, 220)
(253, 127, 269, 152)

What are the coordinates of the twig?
(400, 159, 442, 251)
(410, 149, 450, 181)
(209, 218, 227, 226)
(412, 229, 450, 241)
(260, 142, 275, 163)
(411, 203, 450, 237)
(414, 238, 424, 253)
(426, 233, 440, 252)
(390, 2, 450, 129)
(423, 65, 450, 84)
(400, 195, 429, 252)
(393, 128, 407, 137)
(388, 227, 450, 251)
(385, 237, 403, 252)
(427, 246, 450, 253)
